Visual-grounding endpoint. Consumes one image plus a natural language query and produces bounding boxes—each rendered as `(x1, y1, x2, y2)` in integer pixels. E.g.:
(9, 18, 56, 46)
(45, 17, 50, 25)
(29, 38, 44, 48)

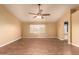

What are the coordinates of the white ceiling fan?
(29, 4, 50, 19)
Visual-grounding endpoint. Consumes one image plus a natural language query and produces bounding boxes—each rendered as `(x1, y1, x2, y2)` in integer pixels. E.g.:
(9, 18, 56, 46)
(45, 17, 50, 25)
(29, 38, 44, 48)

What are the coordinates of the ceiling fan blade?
(42, 14, 50, 16)
(28, 12, 37, 15)
(33, 16, 37, 18)
(41, 16, 44, 19)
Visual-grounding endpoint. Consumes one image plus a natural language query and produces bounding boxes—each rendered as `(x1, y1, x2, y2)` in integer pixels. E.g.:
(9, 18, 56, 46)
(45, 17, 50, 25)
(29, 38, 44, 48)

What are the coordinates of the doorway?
(64, 21, 68, 40)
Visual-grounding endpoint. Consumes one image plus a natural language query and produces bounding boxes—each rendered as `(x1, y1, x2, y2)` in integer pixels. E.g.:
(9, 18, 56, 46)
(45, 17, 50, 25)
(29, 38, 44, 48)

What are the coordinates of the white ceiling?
(3, 4, 79, 22)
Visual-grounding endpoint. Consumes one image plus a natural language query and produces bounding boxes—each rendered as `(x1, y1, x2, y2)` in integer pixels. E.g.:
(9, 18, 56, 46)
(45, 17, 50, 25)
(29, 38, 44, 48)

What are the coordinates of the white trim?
(0, 37, 22, 47)
(23, 37, 57, 38)
(57, 37, 64, 40)
(68, 41, 71, 44)
(72, 42, 79, 47)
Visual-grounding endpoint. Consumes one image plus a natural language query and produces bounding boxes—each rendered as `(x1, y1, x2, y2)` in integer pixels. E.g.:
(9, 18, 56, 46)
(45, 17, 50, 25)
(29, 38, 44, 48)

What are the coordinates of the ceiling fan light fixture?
(36, 15, 42, 19)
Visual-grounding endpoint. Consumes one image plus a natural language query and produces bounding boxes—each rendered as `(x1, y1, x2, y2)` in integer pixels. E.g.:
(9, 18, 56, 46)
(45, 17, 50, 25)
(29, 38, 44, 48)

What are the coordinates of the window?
(30, 24, 46, 34)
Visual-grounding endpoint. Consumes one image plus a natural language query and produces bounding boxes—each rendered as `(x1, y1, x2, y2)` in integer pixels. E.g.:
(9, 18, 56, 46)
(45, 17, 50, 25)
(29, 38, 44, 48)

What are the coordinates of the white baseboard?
(68, 41, 71, 44)
(72, 42, 79, 47)
(57, 37, 64, 40)
(0, 37, 22, 47)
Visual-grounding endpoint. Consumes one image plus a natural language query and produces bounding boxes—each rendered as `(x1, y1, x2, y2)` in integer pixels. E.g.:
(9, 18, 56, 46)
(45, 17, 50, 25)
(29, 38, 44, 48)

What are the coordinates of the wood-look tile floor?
(0, 38, 79, 55)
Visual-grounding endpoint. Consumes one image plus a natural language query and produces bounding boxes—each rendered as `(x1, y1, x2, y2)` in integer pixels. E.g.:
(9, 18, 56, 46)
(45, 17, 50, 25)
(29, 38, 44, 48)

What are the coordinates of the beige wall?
(22, 22, 57, 38)
(57, 10, 70, 41)
(0, 5, 21, 46)
(72, 10, 79, 47)
(57, 17, 64, 40)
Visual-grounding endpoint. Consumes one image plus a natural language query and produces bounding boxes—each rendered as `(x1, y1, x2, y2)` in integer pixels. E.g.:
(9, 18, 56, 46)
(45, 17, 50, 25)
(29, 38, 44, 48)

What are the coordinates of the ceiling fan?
(29, 4, 50, 19)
